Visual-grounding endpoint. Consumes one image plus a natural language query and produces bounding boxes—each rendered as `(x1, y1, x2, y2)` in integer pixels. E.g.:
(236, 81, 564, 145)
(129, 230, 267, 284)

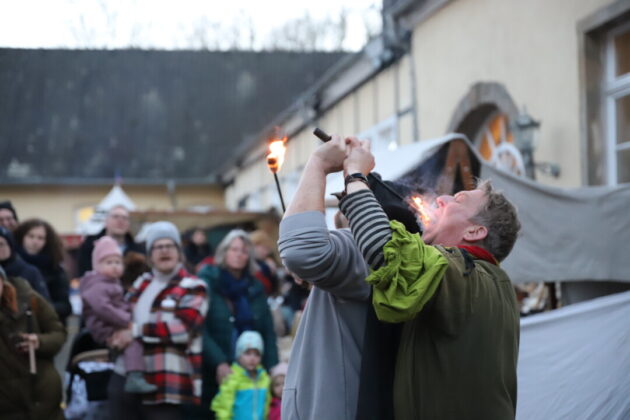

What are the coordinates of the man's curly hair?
(470, 180, 521, 262)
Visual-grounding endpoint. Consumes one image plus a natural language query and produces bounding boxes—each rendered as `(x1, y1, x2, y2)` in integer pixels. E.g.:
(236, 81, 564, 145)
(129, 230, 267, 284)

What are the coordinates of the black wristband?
(344, 173, 369, 188)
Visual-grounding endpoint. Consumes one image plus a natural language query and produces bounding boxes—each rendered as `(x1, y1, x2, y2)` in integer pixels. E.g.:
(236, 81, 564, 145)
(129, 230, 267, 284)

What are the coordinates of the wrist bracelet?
(344, 173, 369, 188)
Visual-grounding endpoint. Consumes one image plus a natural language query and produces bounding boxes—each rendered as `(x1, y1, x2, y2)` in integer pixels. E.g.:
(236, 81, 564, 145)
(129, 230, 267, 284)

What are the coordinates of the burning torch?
(266, 136, 287, 212)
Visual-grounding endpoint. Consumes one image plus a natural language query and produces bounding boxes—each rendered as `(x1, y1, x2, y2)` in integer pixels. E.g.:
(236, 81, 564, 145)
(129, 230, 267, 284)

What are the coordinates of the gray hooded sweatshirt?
(278, 211, 370, 420)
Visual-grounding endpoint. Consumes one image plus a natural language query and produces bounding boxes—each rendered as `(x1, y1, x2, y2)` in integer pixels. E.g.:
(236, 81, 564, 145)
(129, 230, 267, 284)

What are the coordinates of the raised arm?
(279, 212, 370, 300)
(340, 139, 448, 323)
(340, 138, 391, 270)
(339, 190, 392, 270)
(279, 135, 370, 301)
(283, 135, 347, 217)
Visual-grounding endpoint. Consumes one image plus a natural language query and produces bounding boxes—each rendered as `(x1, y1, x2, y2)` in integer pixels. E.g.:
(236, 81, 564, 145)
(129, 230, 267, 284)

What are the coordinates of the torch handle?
(312, 128, 406, 202)
(273, 173, 287, 213)
(28, 343, 36, 374)
(313, 128, 332, 142)
(25, 308, 37, 374)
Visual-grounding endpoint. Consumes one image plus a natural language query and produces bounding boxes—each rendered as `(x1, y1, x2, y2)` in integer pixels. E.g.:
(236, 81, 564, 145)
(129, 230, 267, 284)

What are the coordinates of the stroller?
(64, 329, 113, 419)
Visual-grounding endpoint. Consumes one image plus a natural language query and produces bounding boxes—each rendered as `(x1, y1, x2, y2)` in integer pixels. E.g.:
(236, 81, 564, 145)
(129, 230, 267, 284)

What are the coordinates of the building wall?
(225, 55, 415, 210)
(226, 0, 620, 209)
(411, 0, 614, 187)
(0, 184, 224, 234)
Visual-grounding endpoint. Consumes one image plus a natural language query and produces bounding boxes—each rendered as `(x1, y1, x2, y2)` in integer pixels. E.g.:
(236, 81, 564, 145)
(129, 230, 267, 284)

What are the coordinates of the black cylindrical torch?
(267, 156, 286, 213)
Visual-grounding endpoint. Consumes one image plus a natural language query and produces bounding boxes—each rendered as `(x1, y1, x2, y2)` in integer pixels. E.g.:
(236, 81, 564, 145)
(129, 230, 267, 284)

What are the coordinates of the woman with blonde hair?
(198, 229, 278, 418)
(249, 229, 280, 296)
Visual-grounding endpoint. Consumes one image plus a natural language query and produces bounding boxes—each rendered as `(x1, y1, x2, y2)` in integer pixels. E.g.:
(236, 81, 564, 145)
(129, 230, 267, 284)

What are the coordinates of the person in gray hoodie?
(278, 135, 373, 420)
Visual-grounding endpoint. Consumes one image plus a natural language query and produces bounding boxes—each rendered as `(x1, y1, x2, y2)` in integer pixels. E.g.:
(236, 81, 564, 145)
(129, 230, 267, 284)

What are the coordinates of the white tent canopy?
(96, 184, 136, 212)
(76, 184, 136, 235)
(324, 135, 457, 197)
(330, 134, 630, 284)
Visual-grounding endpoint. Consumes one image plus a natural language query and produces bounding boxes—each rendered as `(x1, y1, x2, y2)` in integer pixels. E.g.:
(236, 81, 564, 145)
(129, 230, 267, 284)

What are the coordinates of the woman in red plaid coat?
(106, 221, 208, 420)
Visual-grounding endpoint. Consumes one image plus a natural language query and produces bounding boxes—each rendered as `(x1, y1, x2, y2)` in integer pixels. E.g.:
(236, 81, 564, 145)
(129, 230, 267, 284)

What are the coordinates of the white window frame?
(358, 115, 399, 153)
(604, 20, 630, 185)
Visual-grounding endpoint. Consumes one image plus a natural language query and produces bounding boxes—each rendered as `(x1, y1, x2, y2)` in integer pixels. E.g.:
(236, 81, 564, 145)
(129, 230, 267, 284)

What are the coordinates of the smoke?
(383, 175, 438, 234)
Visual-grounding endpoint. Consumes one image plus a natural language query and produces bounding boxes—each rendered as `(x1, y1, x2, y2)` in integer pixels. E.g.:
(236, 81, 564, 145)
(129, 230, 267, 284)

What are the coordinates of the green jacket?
(0, 276, 66, 420)
(198, 265, 278, 407)
(211, 363, 270, 420)
(369, 221, 519, 420)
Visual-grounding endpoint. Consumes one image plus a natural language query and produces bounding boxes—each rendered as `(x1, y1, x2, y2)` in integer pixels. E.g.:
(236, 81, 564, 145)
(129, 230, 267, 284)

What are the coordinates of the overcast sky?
(0, 0, 381, 51)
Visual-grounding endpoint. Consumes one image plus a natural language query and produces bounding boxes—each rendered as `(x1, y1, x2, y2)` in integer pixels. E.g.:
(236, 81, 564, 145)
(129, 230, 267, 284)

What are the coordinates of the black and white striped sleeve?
(339, 189, 392, 270)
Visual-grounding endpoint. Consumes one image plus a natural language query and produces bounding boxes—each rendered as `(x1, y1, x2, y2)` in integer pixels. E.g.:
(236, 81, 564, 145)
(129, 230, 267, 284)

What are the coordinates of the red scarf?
(458, 246, 498, 265)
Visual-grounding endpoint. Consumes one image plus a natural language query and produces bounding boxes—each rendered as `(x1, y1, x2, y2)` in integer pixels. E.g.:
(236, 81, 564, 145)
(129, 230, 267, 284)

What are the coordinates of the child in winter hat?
(269, 362, 288, 420)
(211, 330, 271, 419)
(80, 236, 156, 394)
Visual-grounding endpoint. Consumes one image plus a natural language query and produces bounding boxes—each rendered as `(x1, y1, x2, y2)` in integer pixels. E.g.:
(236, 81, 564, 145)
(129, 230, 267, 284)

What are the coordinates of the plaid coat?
(126, 267, 208, 405)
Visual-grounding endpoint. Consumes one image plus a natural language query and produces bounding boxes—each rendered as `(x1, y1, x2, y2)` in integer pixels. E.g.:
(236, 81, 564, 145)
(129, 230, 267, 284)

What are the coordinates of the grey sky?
(0, 0, 381, 50)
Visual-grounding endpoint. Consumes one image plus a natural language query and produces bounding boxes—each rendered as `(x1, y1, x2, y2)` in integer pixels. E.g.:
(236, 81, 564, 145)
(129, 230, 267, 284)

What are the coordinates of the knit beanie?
(0, 226, 16, 263)
(235, 330, 264, 360)
(146, 221, 181, 253)
(0, 201, 18, 222)
(270, 362, 288, 378)
(92, 236, 122, 268)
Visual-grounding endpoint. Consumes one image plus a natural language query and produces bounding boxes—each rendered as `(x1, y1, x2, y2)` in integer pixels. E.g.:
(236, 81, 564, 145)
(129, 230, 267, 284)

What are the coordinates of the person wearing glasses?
(77, 205, 145, 277)
(106, 221, 208, 420)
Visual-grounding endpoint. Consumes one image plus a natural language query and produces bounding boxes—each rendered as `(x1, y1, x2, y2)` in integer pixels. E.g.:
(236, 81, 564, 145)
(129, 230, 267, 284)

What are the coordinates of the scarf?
(458, 245, 498, 265)
(218, 269, 254, 335)
(16, 246, 55, 272)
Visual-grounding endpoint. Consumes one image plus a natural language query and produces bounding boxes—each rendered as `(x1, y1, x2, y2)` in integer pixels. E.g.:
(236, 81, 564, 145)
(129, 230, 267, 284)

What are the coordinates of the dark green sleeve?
(33, 292, 66, 358)
(255, 293, 279, 369)
(198, 266, 229, 369)
(427, 247, 479, 336)
(203, 327, 229, 370)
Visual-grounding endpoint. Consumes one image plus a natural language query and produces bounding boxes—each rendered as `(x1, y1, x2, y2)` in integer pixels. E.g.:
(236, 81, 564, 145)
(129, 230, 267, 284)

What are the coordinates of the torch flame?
(267, 137, 287, 173)
(410, 195, 434, 228)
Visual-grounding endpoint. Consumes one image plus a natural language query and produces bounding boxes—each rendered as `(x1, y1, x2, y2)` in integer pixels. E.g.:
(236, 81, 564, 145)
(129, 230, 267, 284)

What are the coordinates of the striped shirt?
(339, 189, 392, 270)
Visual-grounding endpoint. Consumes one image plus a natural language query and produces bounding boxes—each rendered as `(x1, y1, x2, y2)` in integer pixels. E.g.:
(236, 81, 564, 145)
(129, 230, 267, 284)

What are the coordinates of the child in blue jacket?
(211, 331, 271, 420)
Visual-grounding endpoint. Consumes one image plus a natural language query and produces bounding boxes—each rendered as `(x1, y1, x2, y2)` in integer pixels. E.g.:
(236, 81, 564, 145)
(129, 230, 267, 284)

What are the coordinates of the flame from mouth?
(267, 138, 287, 173)
(410, 195, 435, 228)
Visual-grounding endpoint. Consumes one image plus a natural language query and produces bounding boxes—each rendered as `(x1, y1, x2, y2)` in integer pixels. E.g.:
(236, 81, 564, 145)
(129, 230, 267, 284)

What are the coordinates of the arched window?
(448, 83, 526, 177)
(474, 110, 526, 177)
